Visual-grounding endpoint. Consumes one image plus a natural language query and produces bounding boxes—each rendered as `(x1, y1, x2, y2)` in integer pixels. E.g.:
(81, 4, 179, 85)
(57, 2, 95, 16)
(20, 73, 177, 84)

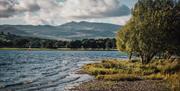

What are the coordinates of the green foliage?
(116, 0, 180, 64)
(0, 33, 116, 49)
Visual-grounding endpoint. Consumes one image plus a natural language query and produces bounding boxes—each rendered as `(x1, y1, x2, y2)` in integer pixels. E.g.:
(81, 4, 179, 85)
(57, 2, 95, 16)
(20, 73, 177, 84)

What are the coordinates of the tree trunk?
(141, 53, 155, 64)
(129, 52, 132, 61)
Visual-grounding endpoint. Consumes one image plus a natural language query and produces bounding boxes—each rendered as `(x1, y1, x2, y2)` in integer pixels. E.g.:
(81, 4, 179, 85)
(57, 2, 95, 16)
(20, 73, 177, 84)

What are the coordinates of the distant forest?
(0, 32, 116, 49)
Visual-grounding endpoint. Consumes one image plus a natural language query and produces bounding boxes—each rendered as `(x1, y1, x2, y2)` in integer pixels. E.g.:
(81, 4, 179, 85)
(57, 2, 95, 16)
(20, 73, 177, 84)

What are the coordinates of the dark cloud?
(0, 0, 15, 17)
(72, 4, 131, 19)
(0, 0, 40, 18)
(103, 5, 130, 17)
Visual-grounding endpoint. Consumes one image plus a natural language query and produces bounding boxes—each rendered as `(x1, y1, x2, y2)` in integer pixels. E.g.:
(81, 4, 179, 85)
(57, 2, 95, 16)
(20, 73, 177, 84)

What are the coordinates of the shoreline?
(0, 48, 118, 51)
(69, 59, 179, 91)
(69, 72, 170, 91)
(64, 74, 94, 91)
(64, 66, 95, 91)
(70, 79, 169, 91)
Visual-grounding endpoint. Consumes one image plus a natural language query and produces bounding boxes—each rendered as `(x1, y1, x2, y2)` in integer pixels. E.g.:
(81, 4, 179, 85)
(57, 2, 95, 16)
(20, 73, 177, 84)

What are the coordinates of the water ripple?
(0, 51, 126, 91)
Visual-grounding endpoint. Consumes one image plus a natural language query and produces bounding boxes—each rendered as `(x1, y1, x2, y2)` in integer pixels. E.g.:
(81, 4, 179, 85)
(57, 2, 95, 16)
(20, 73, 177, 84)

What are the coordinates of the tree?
(1, 32, 4, 35)
(69, 40, 82, 48)
(116, 0, 180, 64)
(116, 20, 139, 60)
(166, 0, 180, 56)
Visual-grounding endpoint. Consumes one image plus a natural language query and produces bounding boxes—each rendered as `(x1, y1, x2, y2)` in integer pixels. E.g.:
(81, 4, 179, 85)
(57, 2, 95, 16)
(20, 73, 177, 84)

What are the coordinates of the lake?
(0, 51, 127, 91)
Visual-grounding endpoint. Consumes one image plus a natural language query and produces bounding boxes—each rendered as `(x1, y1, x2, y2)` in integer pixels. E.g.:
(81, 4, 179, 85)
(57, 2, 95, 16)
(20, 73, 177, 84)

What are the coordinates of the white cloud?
(83, 15, 131, 25)
(59, 0, 130, 18)
(0, 0, 130, 25)
(110, 15, 131, 25)
(24, 12, 48, 25)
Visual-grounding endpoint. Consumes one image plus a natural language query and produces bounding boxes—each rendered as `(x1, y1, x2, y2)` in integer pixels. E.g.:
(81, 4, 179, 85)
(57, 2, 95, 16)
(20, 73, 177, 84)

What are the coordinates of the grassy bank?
(72, 59, 180, 91)
(0, 48, 117, 51)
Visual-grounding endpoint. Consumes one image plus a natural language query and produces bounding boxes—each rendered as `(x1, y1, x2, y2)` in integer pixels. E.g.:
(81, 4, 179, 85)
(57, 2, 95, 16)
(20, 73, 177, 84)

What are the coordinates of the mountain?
(0, 21, 121, 40)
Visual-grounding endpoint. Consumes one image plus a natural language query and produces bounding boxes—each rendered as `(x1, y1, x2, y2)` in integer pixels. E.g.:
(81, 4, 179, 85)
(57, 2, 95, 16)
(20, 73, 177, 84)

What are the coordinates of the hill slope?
(0, 21, 121, 40)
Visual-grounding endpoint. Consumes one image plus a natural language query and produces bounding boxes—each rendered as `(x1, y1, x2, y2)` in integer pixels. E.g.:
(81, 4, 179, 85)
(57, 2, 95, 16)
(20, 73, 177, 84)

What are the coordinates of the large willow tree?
(116, 0, 180, 64)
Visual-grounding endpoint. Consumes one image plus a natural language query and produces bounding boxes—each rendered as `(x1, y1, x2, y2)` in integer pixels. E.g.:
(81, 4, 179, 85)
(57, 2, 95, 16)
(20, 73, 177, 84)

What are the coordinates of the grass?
(166, 72, 180, 91)
(77, 59, 180, 91)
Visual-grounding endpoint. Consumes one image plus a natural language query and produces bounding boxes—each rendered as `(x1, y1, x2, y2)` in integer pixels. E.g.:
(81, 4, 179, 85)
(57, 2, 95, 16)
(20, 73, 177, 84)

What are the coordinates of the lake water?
(0, 51, 127, 91)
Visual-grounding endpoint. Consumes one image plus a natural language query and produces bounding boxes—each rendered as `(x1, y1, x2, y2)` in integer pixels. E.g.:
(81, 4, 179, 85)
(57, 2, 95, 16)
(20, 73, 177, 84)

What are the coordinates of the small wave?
(42, 68, 70, 77)
(2, 74, 69, 91)
(3, 81, 25, 88)
(44, 65, 62, 72)
(0, 63, 12, 66)
(31, 67, 43, 70)
(0, 51, 122, 91)
(24, 76, 80, 91)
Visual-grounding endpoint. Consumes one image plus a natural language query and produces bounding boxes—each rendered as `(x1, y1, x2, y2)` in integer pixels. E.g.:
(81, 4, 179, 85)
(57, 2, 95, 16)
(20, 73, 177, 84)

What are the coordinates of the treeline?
(0, 32, 116, 49)
(116, 0, 180, 64)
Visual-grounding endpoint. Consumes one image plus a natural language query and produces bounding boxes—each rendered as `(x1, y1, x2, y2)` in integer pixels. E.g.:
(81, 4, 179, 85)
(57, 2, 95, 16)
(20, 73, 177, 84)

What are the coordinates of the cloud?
(85, 15, 131, 25)
(0, 0, 130, 25)
(24, 12, 51, 25)
(14, 0, 40, 12)
(0, 0, 14, 17)
(0, 0, 40, 18)
(60, 0, 130, 18)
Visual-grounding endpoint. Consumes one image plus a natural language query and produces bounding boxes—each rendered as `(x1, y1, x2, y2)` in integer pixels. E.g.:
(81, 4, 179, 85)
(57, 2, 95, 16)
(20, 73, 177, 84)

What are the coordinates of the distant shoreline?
(0, 48, 118, 51)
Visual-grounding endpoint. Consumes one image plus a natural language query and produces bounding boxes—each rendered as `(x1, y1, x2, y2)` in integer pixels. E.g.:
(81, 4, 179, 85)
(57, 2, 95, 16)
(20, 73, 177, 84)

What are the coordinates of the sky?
(0, 0, 138, 25)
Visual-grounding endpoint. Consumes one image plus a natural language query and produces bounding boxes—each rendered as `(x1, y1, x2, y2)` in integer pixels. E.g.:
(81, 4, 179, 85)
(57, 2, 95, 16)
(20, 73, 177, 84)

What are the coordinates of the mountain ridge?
(0, 21, 121, 40)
